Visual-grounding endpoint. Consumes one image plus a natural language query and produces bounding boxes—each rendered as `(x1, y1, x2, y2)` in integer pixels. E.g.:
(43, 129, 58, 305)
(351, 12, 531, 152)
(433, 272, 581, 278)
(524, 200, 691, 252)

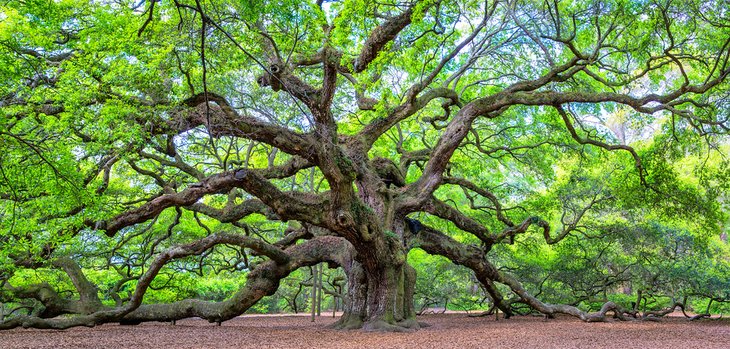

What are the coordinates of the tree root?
(329, 316, 363, 330)
(361, 319, 418, 332)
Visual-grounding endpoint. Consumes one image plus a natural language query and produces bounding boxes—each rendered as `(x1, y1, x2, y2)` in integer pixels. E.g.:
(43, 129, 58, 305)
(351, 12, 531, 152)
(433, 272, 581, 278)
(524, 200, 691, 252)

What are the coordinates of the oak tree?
(1, 0, 728, 330)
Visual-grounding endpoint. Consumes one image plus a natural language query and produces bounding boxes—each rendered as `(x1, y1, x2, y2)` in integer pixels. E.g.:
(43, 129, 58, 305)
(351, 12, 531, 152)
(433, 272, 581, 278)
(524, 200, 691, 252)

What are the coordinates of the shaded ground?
(1, 313, 728, 349)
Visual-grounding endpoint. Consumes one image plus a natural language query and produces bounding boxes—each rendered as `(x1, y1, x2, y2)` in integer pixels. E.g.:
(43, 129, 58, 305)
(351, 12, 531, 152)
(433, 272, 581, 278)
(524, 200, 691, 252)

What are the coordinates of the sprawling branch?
(413, 222, 633, 322)
(359, 87, 460, 148)
(399, 63, 729, 210)
(99, 169, 324, 237)
(120, 235, 350, 324)
(398, 58, 587, 210)
(181, 93, 318, 161)
(0, 236, 350, 329)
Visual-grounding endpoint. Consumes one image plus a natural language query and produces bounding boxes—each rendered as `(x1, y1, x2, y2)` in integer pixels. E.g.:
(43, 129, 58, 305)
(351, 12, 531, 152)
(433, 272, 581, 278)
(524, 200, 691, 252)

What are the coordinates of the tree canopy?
(1, 0, 729, 331)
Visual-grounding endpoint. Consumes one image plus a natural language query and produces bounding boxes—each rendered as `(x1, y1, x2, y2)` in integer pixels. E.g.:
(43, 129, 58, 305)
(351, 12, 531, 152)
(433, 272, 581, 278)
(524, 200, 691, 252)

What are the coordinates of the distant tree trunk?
(333, 296, 337, 318)
(633, 290, 642, 314)
(310, 265, 317, 322)
(316, 264, 323, 316)
(290, 283, 303, 314)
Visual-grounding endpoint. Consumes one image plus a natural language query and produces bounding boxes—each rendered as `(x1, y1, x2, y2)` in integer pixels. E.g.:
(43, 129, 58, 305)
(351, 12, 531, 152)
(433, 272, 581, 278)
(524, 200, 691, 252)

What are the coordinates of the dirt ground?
(1, 313, 728, 349)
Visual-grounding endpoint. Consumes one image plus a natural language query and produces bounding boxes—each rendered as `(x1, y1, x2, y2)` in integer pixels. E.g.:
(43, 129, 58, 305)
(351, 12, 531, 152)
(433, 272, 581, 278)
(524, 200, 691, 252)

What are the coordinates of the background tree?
(1, 0, 729, 331)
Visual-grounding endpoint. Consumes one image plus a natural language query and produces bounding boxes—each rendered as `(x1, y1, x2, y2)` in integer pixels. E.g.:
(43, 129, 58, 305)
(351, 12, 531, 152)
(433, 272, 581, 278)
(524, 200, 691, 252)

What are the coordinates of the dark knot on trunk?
(405, 218, 422, 234)
(335, 210, 354, 228)
(371, 157, 405, 188)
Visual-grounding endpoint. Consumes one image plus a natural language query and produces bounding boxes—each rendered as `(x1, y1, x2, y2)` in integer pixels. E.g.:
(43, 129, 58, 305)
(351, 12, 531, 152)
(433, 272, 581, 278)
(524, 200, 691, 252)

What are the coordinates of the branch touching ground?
(413, 222, 635, 322)
(0, 236, 351, 330)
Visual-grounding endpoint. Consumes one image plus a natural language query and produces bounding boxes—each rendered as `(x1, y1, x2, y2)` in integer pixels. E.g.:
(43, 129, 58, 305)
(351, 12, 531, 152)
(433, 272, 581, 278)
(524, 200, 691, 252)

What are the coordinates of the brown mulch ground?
(1, 313, 728, 349)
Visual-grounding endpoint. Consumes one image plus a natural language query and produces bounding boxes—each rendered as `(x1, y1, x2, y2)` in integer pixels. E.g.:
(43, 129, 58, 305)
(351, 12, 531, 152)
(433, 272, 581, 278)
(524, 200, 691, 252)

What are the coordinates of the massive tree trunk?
(331, 163, 419, 331)
(335, 247, 417, 331)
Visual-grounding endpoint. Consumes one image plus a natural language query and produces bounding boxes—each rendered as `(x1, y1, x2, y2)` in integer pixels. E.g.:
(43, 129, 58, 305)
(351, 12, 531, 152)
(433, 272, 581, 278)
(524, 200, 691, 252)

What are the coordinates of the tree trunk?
(317, 264, 323, 316)
(333, 244, 418, 331)
(310, 265, 317, 322)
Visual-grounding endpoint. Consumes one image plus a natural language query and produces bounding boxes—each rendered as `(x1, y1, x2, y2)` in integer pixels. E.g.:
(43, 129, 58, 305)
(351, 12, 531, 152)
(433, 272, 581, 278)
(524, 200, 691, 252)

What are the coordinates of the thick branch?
(186, 198, 276, 223)
(51, 257, 102, 309)
(359, 87, 460, 148)
(100, 169, 324, 237)
(399, 72, 728, 210)
(181, 93, 318, 161)
(0, 236, 351, 329)
(422, 198, 493, 244)
(353, 7, 414, 73)
(413, 222, 632, 322)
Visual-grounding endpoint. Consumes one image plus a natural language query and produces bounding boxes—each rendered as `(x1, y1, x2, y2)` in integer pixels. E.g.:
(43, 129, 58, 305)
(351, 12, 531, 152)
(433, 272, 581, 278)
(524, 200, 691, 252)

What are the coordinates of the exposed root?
(329, 316, 363, 330)
(361, 319, 416, 332)
(330, 314, 421, 332)
(396, 318, 420, 329)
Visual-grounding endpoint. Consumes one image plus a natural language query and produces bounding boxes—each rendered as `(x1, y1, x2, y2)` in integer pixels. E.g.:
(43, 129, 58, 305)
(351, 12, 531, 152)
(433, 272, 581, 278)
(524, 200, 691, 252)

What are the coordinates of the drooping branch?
(491, 269, 633, 322)
(410, 221, 512, 316)
(554, 105, 645, 183)
(412, 221, 634, 322)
